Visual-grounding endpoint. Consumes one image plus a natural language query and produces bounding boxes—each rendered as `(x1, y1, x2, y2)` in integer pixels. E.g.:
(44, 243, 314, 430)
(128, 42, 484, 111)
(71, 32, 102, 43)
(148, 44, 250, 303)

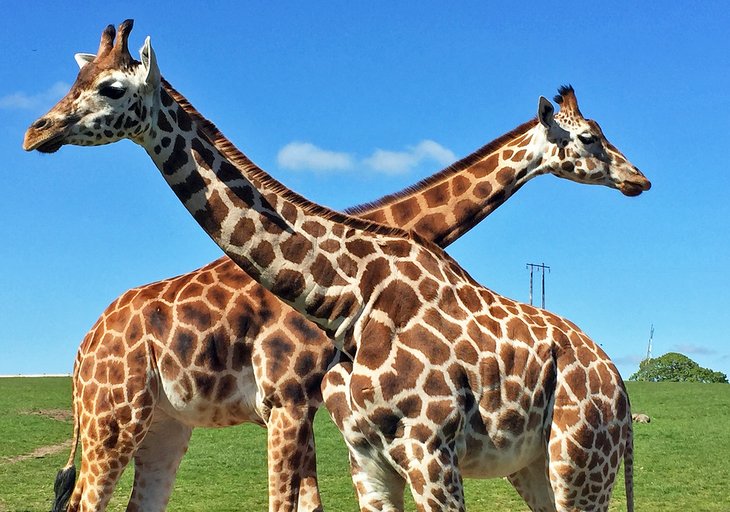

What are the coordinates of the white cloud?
(414, 140, 459, 166)
(0, 82, 70, 111)
(672, 344, 716, 356)
(363, 148, 415, 174)
(612, 354, 644, 366)
(277, 139, 456, 175)
(277, 142, 354, 171)
(363, 140, 456, 175)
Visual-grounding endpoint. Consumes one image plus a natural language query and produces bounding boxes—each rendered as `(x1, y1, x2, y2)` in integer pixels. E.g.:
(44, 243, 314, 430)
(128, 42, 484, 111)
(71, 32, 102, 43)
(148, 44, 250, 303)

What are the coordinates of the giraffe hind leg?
(66, 418, 140, 512)
(67, 351, 159, 511)
(507, 451, 557, 512)
(126, 409, 192, 512)
(547, 399, 625, 510)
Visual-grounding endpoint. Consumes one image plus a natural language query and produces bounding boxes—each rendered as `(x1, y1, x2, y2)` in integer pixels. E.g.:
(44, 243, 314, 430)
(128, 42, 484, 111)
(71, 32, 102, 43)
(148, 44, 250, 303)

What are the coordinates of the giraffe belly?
(454, 398, 550, 479)
(157, 367, 264, 427)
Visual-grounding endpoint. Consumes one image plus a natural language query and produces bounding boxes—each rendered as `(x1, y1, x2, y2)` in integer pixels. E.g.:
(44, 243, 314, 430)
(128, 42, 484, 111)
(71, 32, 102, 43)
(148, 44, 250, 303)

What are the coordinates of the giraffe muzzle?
(618, 175, 651, 196)
(23, 119, 68, 153)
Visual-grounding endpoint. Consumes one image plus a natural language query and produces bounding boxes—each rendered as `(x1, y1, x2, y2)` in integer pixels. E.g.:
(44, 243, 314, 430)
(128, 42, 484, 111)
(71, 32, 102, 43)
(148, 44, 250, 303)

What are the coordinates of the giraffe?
(40, 83, 647, 512)
(23, 20, 650, 512)
(23, 21, 649, 512)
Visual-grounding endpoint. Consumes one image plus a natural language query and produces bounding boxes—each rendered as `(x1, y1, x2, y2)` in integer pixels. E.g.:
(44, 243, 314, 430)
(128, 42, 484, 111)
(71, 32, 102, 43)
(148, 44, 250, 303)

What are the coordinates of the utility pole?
(645, 324, 654, 361)
(526, 262, 550, 308)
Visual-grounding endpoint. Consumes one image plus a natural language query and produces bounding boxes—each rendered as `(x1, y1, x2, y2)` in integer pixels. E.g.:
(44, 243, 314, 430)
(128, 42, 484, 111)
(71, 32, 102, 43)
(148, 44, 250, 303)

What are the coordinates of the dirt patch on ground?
(1, 410, 74, 465)
(0, 439, 72, 465)
(22, 408, 73, 422)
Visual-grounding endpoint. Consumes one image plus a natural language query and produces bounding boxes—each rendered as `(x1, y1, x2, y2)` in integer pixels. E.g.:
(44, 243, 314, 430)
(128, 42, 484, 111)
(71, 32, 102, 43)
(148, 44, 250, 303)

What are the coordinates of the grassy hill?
(0, 378, 728, 511)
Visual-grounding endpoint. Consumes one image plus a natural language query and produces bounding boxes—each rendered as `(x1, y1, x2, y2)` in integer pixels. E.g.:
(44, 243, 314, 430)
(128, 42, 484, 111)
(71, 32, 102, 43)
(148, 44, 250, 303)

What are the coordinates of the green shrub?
(630, 352, 728, 383)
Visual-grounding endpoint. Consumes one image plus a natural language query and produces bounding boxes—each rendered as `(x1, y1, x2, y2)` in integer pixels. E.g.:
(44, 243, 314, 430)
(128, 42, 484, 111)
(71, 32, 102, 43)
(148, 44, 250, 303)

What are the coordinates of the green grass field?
(0, 377, 728, 511)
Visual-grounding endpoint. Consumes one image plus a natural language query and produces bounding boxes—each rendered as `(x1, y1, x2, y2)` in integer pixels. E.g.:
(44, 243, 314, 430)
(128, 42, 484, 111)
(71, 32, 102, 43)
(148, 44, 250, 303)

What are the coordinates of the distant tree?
(630, 352, 728, 383)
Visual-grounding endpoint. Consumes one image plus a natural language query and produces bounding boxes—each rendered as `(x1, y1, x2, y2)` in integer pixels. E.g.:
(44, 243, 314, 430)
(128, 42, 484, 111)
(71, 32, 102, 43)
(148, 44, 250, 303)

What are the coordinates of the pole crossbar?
(526, 262, 550, 308)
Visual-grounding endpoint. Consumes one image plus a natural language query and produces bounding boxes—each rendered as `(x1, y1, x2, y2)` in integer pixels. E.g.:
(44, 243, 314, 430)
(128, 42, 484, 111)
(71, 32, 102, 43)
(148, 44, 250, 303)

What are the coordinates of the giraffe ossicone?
(25, 19, 648, 512)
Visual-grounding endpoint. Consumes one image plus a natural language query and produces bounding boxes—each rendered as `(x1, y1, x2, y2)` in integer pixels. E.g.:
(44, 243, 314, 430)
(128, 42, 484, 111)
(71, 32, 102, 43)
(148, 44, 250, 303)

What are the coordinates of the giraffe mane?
(344, 118, 539, 217)
(160, 79, 421, 243)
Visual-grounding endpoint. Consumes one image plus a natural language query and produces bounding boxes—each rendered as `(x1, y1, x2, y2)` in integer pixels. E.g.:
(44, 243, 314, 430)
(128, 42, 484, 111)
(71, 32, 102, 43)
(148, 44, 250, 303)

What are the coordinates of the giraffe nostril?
(32, 118, 50, 130)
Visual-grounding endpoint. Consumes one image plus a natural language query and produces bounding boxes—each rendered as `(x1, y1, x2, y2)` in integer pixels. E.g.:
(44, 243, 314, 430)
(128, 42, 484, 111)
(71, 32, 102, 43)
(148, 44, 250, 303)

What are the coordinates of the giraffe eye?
(99, 84, 126, 100)
(577, 134, 596, 145)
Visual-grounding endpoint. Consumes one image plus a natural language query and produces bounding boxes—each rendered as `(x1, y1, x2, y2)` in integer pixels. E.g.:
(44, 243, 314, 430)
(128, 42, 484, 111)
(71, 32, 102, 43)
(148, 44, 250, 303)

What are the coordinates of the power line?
(526, 263, 550, 308)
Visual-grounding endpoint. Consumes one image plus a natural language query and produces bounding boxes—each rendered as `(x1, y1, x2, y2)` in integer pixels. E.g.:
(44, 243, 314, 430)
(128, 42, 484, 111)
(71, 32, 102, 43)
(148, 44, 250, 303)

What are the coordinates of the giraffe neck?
(142, 82, 408, 338)
(347, 119, 547, 247)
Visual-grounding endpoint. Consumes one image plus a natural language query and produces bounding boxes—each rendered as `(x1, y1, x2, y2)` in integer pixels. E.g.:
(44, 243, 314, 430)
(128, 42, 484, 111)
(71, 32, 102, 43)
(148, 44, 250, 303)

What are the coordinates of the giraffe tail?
(624, 420, 635, 512)
(51, 465, 76, 512)
(51, 374, 80, 512)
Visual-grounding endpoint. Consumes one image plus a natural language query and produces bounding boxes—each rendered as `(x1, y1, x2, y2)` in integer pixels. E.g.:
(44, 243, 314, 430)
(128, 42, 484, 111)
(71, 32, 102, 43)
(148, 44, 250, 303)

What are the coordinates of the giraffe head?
(23, 19, 160, 153)
(535, 86, 650, 196)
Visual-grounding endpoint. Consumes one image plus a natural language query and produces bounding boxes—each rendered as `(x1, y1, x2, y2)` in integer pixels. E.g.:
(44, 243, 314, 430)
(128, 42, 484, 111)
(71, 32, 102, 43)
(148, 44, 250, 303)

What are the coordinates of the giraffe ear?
(74, 53, 96, 69)
(139, 36, 160, 89)
(538, 96, 570, 147)
(538, 96, 554, 127)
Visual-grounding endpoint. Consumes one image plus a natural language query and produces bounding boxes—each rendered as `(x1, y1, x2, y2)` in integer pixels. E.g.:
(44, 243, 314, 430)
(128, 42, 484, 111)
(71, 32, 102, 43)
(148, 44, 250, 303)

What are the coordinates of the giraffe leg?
(322, 362, 405, 511)
(547, 391, 626, 511)
(507, 452, 557, 512)
(295, 411, 323, 512)
(346, 438, 406, 512)
(66, 342, 160, 512)
(266, 405, 322, 512)
(397, 443, 465, 512)
(125, 409, 192, 512)
(65, 401, 150, 512)
(66, 442, 132, 512)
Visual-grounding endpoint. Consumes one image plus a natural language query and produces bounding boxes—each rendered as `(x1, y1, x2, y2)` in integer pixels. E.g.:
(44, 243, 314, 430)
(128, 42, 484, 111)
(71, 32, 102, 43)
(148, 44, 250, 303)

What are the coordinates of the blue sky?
(1, 2, 728, 380)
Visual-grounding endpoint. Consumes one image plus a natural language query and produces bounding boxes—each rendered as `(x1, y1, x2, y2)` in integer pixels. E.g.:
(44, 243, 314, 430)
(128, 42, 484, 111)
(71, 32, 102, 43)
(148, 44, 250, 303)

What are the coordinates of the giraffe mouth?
(23, 132, 66, 154)
(618, 178, 651, 197)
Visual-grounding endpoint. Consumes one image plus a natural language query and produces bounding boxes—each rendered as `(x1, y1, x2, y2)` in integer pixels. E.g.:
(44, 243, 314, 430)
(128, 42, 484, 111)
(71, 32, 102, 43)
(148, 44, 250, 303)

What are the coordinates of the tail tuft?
(50, 465, 76, 512)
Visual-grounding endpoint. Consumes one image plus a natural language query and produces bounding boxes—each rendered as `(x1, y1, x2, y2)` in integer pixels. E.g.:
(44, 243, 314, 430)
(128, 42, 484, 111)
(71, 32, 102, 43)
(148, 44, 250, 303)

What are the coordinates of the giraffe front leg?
(395, 442, 465, 512)
(266, 405, 322, 512)
(322, 363, 405, 512)
(126, 409, 192, 512)
(296, 432, 323, 512)
(346, 436, 407, 512)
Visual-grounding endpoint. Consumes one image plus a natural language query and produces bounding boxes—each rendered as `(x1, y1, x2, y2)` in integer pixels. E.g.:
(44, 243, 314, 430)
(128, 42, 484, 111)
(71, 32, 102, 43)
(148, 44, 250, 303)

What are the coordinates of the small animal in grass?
(632, 413, 651, 424)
